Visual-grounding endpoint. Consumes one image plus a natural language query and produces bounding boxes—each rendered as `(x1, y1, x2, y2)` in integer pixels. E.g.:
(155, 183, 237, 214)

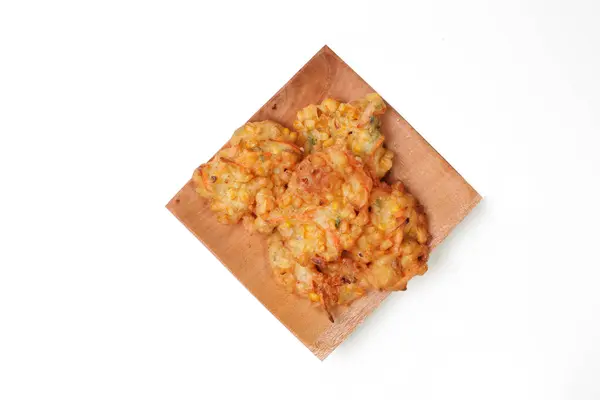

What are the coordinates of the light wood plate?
(166, 45, 481, 360)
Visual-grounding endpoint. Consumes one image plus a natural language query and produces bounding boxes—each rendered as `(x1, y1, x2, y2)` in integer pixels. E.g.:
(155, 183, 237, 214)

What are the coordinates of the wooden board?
(166, 45, 481, 360)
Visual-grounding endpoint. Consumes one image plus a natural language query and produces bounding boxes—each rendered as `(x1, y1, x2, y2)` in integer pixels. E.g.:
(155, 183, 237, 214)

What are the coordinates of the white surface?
(1, 1, 599, 399)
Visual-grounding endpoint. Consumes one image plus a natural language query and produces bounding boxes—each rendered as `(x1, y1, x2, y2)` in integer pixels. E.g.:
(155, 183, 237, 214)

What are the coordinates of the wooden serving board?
(166, 45, 481, 360)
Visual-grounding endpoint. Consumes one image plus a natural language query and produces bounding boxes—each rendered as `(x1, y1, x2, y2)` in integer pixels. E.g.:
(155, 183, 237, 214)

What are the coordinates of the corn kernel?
(282, 195, 292, 207)
(322, 98, 339, 112)
(380, 239, 393, 251)
(309, 292, 320, 302)
(293, 197, 302, 208)
(417, 228, 428, 244)
(339, 220, 349, 233)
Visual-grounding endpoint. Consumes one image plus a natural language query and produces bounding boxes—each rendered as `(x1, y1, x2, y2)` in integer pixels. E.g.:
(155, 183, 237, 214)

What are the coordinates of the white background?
(1, 1, 599, 399)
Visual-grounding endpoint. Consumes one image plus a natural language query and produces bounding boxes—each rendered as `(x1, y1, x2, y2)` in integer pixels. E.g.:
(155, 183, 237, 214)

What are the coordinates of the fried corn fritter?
(268, 231, 367, 322)
(351, 182, 429, 291)
(192, 94, 431, 321)
(192, 121, 302, 232)
(270, 147, 372, 264)
(293, 93, 394, 179)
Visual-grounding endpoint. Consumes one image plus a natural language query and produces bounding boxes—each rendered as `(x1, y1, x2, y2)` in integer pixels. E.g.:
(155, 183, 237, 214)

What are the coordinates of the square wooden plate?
(166, 45, 481, 360)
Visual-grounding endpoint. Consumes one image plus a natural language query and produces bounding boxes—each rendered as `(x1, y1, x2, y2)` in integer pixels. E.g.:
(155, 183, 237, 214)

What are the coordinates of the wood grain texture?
(166, 45, 481, 360)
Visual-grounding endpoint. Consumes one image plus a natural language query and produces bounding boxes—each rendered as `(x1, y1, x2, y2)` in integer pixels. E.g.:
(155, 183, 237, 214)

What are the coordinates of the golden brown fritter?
(293, 93, 394, 178)
(192, 121, 302, 232)
(268, 231, 367, 322)
(270, 147, 373, 263)
(353, 182, 430, 291)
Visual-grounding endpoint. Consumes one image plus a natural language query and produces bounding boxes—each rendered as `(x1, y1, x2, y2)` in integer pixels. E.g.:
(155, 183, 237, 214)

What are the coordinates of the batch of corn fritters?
(192, 93, 430, 322)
